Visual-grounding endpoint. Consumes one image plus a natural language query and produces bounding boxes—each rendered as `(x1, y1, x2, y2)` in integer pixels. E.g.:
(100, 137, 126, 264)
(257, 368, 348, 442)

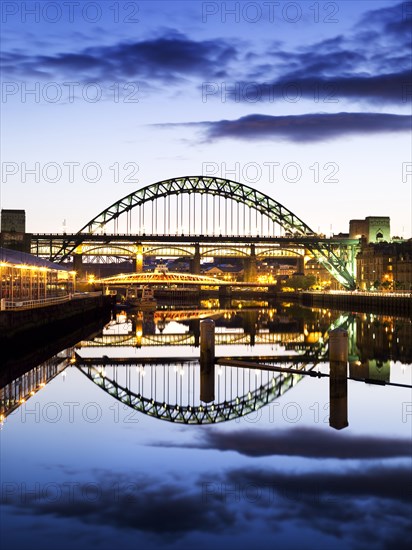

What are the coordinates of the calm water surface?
(1, 305, 411, 550)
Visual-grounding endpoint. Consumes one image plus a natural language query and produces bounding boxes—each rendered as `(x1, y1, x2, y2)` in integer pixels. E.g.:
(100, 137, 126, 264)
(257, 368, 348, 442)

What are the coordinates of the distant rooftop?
(0, 247, 68, 271)
(1, 209, 25, 214)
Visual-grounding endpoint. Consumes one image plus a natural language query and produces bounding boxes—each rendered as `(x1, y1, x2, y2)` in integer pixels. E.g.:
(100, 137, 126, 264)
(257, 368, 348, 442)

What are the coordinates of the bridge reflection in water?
(77, 308, 337, 349)
(1, 308, 411, 429)
(72, 308, 342, 424)
(76, 361, 306, 425)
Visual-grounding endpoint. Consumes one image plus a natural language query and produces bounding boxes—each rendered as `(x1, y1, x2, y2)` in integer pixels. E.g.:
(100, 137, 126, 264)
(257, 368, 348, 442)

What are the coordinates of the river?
(1, 304, 411, 549)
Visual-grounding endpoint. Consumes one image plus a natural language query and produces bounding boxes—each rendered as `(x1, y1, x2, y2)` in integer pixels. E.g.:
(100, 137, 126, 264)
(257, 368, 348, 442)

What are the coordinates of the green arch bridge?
(33, 176, 357, 289)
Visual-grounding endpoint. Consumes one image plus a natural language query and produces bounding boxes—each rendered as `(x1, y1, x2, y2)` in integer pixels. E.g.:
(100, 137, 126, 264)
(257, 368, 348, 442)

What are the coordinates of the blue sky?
(1, 1, 411, 236)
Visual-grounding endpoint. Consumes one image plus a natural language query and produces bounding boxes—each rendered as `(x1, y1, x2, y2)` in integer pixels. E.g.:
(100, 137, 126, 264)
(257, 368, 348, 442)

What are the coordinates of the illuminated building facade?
(0, 247, 75, 305)
(356, 241, 412, 290)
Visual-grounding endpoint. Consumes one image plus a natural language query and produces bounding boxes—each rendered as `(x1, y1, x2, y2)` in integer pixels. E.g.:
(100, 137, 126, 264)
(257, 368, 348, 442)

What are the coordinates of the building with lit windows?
(356, 240, 412, 290)
(305, 258, 333, 288)
(0, 247, 75, 308)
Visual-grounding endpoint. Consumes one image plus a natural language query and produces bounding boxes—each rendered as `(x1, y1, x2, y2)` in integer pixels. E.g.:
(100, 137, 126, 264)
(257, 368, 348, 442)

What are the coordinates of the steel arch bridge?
(49, 176, 356, 289)
(74, 313, 352, 425)
(95, 271, 227, 286)
(76, 361, 304, 424)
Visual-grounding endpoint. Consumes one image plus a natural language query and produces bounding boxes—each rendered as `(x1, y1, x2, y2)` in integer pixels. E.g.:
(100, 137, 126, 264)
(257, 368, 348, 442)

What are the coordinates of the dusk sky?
(1, 1, 411, 236)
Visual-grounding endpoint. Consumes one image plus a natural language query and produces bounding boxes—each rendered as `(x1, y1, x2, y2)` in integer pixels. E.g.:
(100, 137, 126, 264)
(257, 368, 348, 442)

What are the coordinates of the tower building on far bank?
(349, 217, 390, 244)
(0, 209, 29, 252)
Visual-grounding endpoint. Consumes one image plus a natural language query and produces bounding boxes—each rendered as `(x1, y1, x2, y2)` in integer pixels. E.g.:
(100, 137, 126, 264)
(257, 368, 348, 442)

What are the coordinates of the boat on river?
(137, 285, 157, 311)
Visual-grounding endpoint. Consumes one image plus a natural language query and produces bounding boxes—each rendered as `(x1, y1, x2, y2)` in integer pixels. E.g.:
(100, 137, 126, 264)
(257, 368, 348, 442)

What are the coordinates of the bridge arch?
(143, 245, 192, 257)
(81, 245, 134, 256)
(77, 362, 302, 424)
(256, 247, 303, 259)
(78, 176, 315, 235)
(54, 176, 355, 289)
(201, 246, 249, 258)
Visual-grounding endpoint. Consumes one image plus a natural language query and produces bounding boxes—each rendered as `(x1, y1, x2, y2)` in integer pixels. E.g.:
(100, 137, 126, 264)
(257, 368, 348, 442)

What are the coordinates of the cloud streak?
(161, 112, 411, 142)
(1, 30, 237, 83)
(235, 71, 411, 105)
(225, 464, 412, 503)
(153, 426, 412, 459)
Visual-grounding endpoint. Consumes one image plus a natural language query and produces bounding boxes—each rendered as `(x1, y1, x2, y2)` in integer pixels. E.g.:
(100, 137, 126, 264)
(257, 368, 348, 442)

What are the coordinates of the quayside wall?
(288, 292, 412, 317)
(0, 295, 113, 350)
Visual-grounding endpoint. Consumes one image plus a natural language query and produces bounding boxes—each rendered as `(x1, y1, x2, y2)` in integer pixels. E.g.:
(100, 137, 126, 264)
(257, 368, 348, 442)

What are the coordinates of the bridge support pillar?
(135, 244, 143, 273)
(142, 312, 156, 335)
(329, 328, 348, 430)
(190, 244, 201, 275)
(190, 319, 200, 347)
(242, 310, 257, 347)
(218, 285, 232, 308)
(244, 244, 257, 283)
(135, 318, 143, 348)
(73, 254, 84, 279)
(131, 315, 136, 331)
(268, 285, 277, 306)
(347, 244, 358, 280)
(200, 319, 215, 403)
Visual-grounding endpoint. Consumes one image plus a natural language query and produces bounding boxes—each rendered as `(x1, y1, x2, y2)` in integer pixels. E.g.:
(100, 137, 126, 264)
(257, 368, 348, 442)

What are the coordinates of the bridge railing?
(1, 295, 71, 310)
(31, 232, 348, 241)
(307, 290, 412, 297)
(72, 291, 103, 299)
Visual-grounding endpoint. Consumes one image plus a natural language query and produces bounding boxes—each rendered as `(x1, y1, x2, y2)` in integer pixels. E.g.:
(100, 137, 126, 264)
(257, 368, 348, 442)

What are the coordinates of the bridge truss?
(31, 176, 358, 288)
(72, 313, 352, 424)
(76, 360, 305, 424)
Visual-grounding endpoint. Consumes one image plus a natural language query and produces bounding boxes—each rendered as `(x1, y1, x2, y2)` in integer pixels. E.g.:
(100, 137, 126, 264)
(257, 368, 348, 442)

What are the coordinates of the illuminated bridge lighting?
(37, 176, 357, 289)
(96, 271, 227, 286)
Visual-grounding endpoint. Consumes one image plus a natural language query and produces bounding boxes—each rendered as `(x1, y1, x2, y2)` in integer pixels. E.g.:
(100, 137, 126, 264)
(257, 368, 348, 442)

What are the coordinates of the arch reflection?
(75, 311, 351, 424)
(77, 360, 304, 424)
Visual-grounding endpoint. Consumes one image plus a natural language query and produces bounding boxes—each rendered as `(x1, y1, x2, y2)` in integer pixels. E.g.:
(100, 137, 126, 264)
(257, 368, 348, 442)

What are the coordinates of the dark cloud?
(2, 472, 235, 540)
(357, 1, 412, 42)
(268, 47, 367, 78)
(245, 2, 412, 105)
(1, 30, 236, 82)
(253, 71, 411, 105)
(2, 3, 410, 106)
(153, 426, 412, 459)
(3, 464, 411, 548)
(225, 464, 412, 504)
(171, 112, 411, 143)
(217, 70, 411, 105)
(222, 465, 412, 549)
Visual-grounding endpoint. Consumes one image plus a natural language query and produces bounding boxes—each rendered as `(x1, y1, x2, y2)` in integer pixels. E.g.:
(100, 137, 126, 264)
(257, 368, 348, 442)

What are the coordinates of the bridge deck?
(31, 232, 359, 245)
